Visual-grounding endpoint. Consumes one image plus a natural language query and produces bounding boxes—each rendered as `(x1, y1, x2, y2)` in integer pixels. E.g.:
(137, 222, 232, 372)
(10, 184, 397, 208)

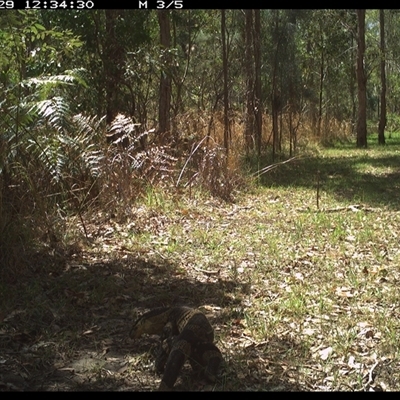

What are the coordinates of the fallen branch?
(252, 156, 299, 177)
(321, 205, 377, 213)
(193, 266, 220, 275)
(297, 205, 379, 213)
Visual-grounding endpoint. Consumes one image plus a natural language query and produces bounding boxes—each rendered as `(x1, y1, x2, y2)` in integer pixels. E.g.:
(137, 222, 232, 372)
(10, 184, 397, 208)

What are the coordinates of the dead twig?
(252, 156, 299, 177)
(176, 135, 216, 187)
(363, 361, 379, 390)
(193, 266, 220, 275)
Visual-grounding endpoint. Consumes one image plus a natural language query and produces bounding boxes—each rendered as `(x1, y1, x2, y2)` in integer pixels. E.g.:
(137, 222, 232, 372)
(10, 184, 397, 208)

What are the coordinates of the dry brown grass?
(2, 111, 372, 391)
(0, 111, 356, 284)
(2, 139, 400, 390)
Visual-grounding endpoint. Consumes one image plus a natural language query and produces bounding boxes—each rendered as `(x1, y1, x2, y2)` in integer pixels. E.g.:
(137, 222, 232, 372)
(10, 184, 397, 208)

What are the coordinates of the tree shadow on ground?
(259, 150, 400, 210)
(0, 249, 307, 391)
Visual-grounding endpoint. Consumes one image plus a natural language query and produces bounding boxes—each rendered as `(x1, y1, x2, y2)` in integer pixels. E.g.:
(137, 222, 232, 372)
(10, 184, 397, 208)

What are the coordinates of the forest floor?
(1, 138, 400, 391)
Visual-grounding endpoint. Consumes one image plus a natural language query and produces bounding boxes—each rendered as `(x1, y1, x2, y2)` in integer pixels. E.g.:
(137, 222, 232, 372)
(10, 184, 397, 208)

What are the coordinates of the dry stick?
(176, 135, 217, 187)
(252, 156, 299, 177)
(363, 361, 379, 390)
(76, 178, 99, 240)
(77, 212, 88, 239)
(193, 266, 220, 275)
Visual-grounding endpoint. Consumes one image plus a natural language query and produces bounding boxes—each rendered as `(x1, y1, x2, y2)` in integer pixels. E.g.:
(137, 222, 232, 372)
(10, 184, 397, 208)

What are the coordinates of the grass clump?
(2, 131, 400, 390)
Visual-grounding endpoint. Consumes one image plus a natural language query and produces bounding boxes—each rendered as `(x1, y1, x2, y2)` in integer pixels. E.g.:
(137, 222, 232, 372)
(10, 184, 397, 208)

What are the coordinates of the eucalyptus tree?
(386, 11, 400, 115)
(158, 10, 172, 136)
(254, 9, 262, 156)
(378, 9, 386, 145)
(297, 10, 358, 139)
(264, 9, 304, 158)
(40, 10, 152, 124)
(244, 9, 254, 152)
(356, 9, 367, 148)
(242, 9, 262, 155)
(221, 9, 230, 152)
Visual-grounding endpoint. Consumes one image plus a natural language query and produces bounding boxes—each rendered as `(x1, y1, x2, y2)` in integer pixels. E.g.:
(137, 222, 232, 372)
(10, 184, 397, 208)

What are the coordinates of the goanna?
(130, 306, 223, 390)
(155, 334, 222, 390)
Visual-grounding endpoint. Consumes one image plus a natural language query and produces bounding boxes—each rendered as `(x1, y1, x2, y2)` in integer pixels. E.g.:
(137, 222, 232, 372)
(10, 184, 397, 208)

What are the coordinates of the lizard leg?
(190, 342, 223, 383)
(155, 335, 176, 374)
(158, 338, 191, 390)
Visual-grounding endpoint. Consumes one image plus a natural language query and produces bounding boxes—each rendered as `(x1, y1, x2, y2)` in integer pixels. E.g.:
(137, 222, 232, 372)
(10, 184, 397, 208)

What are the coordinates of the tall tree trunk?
(221, 10, 230, 153)
(271, 10, 281, 161)
(356, 9, 367, 148)
(254, 10, 262, 157)
(378, 9, 386, 145)
(158, 10, 172, 137)
(286, 10, 298, 156)
(349, 34, 357, 133)
(104, 10, 123, 126)
(171, 11, 192, 120)
(244, 10, 254, 152)
(317, 30, 324, 137)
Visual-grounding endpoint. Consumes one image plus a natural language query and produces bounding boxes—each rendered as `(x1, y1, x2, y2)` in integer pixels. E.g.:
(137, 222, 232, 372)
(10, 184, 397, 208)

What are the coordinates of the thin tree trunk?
(244, 10, 254, 152)
(104, 10, 123, 126)
(378, 9, 386, 145)
(221, 9, 230, 153)
(349, 34, 357, 133)
(271, 10, 281, 161)
(254, 9, 262, 157)
(158, 10, 172, 137)
(356, 9, 367, 148)
(317, 35, 324, 137)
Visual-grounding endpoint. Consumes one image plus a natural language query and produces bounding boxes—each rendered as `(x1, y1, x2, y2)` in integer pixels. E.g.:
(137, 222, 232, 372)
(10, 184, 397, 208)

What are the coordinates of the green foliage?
(27, 113, 105, 185)
(386, 112, 400, 135)
(0, 9, 398, 134)
(3, 10, 400, 391)
(2, 8, 400, 277)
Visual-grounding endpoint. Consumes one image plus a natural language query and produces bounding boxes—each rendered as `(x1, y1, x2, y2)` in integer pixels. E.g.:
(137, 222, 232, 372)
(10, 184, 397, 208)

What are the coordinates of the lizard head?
(129, 307, 170, 339)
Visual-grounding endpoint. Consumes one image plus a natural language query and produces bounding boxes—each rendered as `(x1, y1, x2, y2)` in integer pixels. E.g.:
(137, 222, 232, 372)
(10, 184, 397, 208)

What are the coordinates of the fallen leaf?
(335, 286, 355, 298)
(320, 347, 333, 360)
(302, 328, 315, 336)
(348, 355, 362, 369)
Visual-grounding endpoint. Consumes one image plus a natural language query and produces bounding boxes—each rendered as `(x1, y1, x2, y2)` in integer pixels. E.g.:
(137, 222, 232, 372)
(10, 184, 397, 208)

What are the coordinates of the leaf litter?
(1, 185, 400, 391)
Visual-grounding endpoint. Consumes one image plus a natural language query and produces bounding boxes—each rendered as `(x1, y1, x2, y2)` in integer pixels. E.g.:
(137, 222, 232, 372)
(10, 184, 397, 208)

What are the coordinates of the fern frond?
(107, 113, 143, 147)
(23, 75, 76, 87)
(73, 113, 106, 140)
(22, 68, 88, 89)
(21, 69, 88, 101)
(64, 68, 88, 88)
(34, 96, 71, 133)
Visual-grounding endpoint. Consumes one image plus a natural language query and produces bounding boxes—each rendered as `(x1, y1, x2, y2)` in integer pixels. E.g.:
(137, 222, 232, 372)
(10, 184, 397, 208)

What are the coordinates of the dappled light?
(1, 9, 400, 392)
